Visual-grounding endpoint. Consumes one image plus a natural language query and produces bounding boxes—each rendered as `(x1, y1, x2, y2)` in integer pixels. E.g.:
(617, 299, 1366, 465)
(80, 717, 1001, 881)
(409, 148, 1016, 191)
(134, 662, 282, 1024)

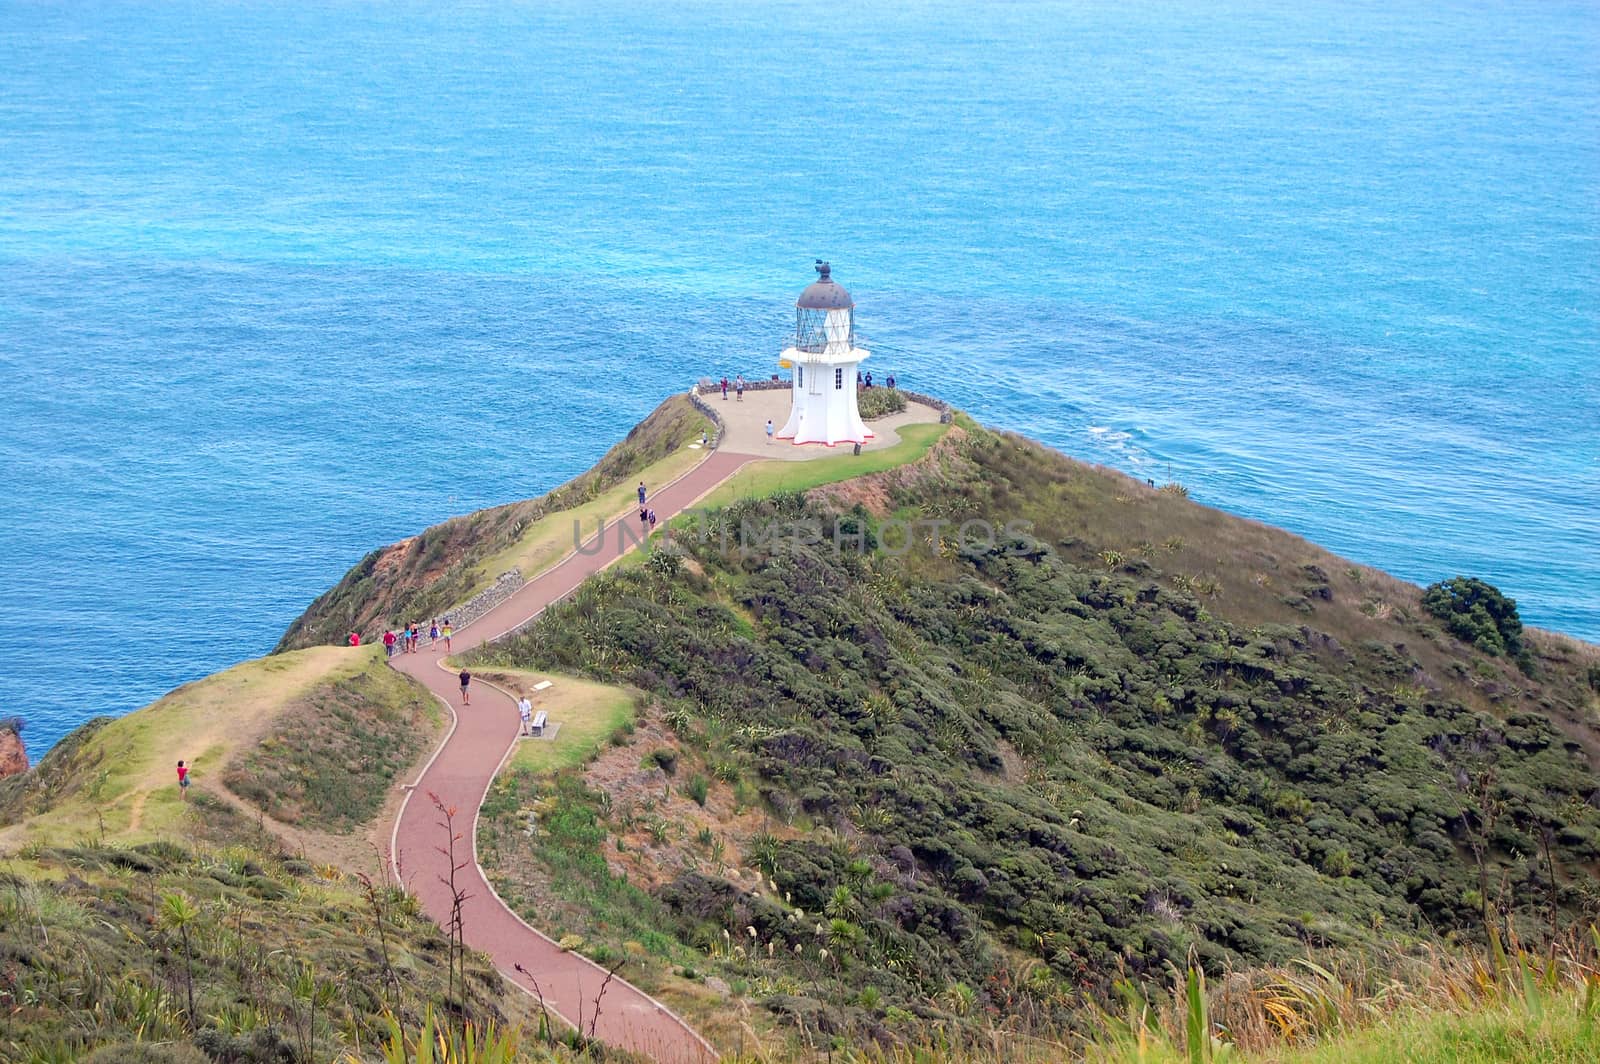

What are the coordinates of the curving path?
(389, 448, 753, 1064)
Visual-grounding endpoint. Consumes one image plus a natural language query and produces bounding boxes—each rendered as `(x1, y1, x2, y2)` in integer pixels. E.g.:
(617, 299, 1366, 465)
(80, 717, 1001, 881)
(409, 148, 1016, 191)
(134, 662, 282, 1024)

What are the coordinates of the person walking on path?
(735, 375, 745, 401)
(518, 696, 533, 736)
(176, 760, 190, 799)
(429, 620, 440, 645)
(720, 376, 728, 400)
(442, 619, 453, 652)
(766, 419, 774, 444)
(459, 668, 472, 705)
(646, 508, 658, 534)
(383, 629, 397, 658)
(638, 481, 647, 506)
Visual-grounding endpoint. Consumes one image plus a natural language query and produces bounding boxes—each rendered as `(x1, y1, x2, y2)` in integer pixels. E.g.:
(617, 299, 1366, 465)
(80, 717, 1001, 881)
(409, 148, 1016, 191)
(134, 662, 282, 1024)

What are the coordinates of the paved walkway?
(708, 386, 940, 459)
(389, 448, 754, 1064)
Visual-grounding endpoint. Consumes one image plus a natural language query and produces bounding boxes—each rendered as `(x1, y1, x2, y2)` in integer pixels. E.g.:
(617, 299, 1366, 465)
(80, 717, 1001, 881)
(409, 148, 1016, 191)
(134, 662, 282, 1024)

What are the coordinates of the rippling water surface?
(2, 1, 1596, 756)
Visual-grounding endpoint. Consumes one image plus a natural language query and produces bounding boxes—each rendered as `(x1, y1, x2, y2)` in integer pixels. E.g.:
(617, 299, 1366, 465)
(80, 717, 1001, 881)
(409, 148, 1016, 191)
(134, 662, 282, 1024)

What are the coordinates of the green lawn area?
(694, 421, 949, 509)
(476, 669, 637, 775)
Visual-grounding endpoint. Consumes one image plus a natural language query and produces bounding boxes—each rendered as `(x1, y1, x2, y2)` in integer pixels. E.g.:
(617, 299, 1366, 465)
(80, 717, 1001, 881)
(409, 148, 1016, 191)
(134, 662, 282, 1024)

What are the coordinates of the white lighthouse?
(776, 261, 872, 447)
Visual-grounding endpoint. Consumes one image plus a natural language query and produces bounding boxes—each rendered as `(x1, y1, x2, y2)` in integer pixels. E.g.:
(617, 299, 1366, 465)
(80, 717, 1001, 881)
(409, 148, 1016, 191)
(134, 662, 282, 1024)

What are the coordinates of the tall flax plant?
(363, 1006, 520, 1064)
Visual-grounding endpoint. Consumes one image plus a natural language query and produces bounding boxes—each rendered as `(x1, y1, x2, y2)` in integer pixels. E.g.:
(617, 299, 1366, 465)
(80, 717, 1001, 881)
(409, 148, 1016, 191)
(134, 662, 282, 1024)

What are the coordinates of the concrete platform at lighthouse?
(707, 386, 942, 462)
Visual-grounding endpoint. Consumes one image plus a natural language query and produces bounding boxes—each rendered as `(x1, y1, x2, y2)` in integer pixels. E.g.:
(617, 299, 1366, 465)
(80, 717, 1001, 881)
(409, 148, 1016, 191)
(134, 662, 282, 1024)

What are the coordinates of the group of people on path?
(719, 375, 746, 401)
(856, 370, 894, 389)
(637, 479, 658, 534)
(378, 618, 453, 657)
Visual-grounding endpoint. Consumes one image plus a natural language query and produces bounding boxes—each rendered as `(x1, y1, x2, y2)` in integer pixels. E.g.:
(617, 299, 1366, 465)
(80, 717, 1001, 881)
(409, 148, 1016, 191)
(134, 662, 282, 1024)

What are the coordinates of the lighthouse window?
(834, 367, 843, 390)
(798, 366, 804, 387)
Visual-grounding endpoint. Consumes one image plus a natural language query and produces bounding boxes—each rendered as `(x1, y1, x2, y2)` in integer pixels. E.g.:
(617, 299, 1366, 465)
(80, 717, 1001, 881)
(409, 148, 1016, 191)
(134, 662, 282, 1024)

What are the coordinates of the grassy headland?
(276, 394, 715, 651)
(0, 645, 386, 848)
(468, 411, 1600, 1057)
(5, 395, 1597, 1062)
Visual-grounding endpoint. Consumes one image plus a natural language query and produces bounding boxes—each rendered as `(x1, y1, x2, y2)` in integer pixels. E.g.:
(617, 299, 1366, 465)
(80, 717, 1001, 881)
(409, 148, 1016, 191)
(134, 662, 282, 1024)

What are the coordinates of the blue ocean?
(3, 1, 1596, 757)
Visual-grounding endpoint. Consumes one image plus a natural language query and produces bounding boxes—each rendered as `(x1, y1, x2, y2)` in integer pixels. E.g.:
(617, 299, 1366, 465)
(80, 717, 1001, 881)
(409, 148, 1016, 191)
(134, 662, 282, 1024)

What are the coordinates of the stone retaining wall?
(695, 379, 953, 424)
(448, 569, 525, 633)
(686, 387, 726, 446)
(898, 389, 954, 423)
(695, 378, 789, 394)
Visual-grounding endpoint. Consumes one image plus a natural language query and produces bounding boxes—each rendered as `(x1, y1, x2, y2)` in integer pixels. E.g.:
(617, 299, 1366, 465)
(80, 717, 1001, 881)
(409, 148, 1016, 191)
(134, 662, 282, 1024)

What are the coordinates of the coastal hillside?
(5, 398, 1595, 1062)
(0, 648, 561, 1063)
(463, 411, 1600, 1049)
(275, 394, 714, 651)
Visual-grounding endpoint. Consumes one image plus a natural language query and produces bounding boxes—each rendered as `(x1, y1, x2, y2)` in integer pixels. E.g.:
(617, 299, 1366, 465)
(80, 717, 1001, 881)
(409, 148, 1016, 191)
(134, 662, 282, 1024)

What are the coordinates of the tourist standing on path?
(383, 629, 396, 658)
(638, 481, 647, 506)
(735, 375, 745, 401)
(459, 668, 472, 705)
(348, 630, 360, 647)
(766, 419, 774, 444)
(176, 760, 190, 799)
(720, 376, 729, 399)
(887, 373, 896, 389)
(442, 619, 453, 652)
(639, 506, 649, 535)
(518, 696, 533, 736)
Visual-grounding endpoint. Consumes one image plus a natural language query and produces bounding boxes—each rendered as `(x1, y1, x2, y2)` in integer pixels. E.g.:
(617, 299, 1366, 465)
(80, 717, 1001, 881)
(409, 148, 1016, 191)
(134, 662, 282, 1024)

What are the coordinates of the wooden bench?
(530, 709, 549, 737)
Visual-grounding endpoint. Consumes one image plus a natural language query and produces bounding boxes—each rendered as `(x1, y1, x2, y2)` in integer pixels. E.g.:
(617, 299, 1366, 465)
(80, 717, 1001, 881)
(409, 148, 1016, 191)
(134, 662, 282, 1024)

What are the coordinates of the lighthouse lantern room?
(776, 261, 872, 446)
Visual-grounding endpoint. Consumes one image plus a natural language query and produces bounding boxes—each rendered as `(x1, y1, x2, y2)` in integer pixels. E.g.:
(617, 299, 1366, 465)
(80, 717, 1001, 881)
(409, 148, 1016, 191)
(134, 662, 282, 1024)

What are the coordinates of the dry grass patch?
(0, 645, 372, 848)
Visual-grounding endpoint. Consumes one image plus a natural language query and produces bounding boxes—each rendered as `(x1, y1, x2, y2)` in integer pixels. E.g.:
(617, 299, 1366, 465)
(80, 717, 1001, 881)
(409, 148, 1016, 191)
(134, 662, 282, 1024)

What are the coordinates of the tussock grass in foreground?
(1086, 929, 1600, 1064)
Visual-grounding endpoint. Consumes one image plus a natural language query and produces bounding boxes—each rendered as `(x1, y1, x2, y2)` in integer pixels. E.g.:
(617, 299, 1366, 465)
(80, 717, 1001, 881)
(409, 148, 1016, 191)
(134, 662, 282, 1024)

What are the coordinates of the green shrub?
(1422, 576, 1525, 661)
(857, 389, 907, 420)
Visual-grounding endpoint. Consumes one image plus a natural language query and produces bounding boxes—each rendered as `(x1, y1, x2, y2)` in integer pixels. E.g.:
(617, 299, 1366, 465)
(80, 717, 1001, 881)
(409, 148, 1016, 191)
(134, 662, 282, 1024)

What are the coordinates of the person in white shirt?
(518, 696, 534, 736)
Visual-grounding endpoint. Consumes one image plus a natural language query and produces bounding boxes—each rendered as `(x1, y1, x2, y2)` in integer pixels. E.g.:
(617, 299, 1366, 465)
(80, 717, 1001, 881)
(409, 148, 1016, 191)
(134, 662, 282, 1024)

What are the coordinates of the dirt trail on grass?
(389, 449, 753, 1064)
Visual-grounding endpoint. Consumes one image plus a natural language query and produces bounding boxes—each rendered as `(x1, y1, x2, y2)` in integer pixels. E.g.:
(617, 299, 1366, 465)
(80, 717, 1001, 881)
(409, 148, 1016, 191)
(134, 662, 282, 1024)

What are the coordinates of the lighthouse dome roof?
(797, 261, 854, 310)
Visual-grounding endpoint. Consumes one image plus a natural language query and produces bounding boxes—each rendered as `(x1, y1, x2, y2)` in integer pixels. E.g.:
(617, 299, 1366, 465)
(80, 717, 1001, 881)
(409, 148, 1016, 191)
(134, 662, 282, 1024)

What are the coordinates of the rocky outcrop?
(0, 728, 27, 777)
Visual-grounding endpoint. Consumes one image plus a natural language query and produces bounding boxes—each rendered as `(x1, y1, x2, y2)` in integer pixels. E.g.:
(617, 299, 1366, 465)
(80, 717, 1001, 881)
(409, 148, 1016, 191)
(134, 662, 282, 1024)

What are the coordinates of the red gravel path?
(389, 449, 752, 1063)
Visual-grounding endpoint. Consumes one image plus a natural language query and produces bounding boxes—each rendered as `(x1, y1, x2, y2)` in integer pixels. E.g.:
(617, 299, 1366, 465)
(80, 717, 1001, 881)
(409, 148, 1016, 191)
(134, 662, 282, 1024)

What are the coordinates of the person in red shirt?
(382, 629, 397, 658)
(348, 630, 361, 647)
(176, 760, 190, 799)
